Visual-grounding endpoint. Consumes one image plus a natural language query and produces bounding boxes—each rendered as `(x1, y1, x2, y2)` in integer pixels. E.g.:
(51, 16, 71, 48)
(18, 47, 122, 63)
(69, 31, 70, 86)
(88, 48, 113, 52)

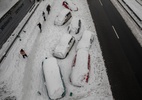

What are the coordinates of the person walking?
(20, 49, 28, 58)
(37, 22, 42, 33)
(42, 11, 46, 21)
(46, 4, 51, 14)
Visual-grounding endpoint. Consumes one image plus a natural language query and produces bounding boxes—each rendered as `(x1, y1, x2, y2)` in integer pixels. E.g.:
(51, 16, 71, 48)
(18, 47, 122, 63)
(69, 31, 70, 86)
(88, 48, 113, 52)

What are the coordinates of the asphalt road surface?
(0, 0, 34, 49)
(87, 0, 142, 99)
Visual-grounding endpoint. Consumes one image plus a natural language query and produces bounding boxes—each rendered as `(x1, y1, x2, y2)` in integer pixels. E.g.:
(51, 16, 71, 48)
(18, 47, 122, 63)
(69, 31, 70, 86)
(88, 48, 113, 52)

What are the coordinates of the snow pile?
(71, 49, 89, 87)
(43, 57, 64, 99)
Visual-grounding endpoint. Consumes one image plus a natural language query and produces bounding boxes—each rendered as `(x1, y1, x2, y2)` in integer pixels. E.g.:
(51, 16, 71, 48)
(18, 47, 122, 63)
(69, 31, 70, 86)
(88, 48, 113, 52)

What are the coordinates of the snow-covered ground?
(0, 0, 113, 100)
(0, 0, 19, 18)
(0, 0, 142, 100)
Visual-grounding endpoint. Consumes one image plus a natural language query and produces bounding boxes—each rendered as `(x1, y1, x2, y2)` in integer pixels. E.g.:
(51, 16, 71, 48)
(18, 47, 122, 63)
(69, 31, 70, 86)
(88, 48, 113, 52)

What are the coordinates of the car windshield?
(58, 9, 70, 21)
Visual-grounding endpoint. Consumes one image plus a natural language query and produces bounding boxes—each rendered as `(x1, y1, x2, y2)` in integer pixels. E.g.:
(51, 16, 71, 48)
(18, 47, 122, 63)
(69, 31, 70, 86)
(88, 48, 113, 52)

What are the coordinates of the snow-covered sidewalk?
(0, 0, 113, 100)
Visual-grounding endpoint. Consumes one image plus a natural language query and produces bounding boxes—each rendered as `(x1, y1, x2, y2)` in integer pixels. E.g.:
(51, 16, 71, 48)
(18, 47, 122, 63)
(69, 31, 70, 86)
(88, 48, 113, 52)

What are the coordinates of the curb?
(118, 0, 142, 30)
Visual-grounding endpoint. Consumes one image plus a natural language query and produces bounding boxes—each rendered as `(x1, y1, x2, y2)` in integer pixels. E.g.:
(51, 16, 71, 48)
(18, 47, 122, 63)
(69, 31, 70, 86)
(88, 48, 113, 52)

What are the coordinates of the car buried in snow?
(62, 0, 78, 11)
(70, 49, 91, 87)
(67, 17, 81, 34)
(54, 9, 72, 26)
(53, 33, 75, 59)
(42, 57, 66, 100)
(76, 30, 94, 51)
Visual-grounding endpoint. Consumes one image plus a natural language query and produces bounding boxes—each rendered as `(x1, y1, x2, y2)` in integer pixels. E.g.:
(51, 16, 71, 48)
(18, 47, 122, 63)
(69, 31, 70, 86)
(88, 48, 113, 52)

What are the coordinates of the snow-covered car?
(76, 30, 94, 51)
(70, 49, 91, 87)
(67, 17, 81, 34)
(42, 57, 66, 100)
(53, 33, 75, 59)
(62, 0, 78, 11)
(54, 9, 72, 25)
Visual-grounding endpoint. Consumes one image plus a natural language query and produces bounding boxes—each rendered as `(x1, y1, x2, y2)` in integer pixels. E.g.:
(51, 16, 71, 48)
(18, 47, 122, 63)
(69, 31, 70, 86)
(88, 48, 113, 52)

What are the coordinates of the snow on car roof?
(55, 34, 72, 52)
(57, 9, 70, 21)
(70, 17, 79, 28)
(64, 0, 78, 11)
(77, 30, 94, 50)
(82, 30, 94, 41)
(71, 49, 89, 86)
(43, 57, 64, 99)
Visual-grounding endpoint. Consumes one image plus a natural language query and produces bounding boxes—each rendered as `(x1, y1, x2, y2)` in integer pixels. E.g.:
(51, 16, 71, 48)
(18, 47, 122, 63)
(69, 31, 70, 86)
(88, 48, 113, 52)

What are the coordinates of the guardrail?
(118, 0, 142, 30)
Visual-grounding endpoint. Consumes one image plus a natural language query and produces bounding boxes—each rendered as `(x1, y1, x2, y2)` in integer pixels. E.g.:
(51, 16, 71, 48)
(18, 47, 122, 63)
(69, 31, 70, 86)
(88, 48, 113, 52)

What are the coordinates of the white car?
(62, 0, 78, 11)
(67, 17, 81, 34)
(53, 34, 75, 59)
(54, 9, 72, 26)
(76, 30, 94, 51)
(42, 57, 66, 99)
(70, 49, 91, 87)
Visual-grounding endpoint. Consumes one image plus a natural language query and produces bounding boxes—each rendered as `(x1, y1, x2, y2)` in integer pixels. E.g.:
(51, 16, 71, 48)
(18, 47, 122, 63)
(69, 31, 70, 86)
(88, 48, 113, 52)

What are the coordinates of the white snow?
(53, 33, 73, 58)
(0, 0, 113, 99)
(76, 30, 94, 51)
(42, 57, 64, 99)
(68, 17, 80, 34)
(71, 49, 89, 87)
(64, 0, 78, 11)
(54, 9, 71, 25)
(0, 0, 142, 100)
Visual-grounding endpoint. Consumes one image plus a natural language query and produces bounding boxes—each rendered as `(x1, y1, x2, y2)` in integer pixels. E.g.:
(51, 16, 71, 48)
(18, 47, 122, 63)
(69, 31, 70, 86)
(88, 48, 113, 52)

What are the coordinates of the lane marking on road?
(112, 26, 119, 39)
(99, 0, 103, 6)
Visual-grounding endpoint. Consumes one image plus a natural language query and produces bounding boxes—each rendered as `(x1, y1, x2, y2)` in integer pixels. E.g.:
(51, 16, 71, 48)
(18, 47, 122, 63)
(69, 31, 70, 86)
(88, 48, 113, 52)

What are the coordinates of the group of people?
(20, 4, 51, 59)
(37, 4, 51, 33)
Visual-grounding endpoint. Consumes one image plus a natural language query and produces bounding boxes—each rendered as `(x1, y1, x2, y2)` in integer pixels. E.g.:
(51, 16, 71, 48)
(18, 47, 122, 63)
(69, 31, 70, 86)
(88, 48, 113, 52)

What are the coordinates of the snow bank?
(43, 57, 64, 99)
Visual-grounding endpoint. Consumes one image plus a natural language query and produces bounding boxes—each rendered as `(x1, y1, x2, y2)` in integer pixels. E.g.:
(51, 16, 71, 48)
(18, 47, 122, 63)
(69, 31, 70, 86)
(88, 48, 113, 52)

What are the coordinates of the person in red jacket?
(62, 1, 69, 10)
(20, 49, 28, 58)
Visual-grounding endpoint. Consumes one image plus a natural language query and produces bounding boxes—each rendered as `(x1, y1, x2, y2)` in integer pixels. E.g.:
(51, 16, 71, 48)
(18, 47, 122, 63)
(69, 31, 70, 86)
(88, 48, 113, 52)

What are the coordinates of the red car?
(70, 49, 91, 87)
(62, 0, 78, 11)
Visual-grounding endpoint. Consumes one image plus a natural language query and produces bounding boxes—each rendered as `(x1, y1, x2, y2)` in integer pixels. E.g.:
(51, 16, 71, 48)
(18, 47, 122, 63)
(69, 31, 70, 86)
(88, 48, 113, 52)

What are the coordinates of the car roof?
(60, 33, 72, 44)
(82, 30, 94, 40)
(55, 34, 73, 53)
(43, 57, 64, 99)
(57, 9, 70, 21)
(76, 49, 89, 69)
(71, 49, 89, 86)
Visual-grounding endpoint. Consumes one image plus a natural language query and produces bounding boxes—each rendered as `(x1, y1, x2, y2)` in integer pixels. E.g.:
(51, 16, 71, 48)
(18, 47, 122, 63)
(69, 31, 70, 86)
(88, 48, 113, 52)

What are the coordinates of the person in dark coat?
(42, 11, 46, 21)
(46, 4, 51, 14)
(20, 49, 28, 58)
(37, 22, 42, 32)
